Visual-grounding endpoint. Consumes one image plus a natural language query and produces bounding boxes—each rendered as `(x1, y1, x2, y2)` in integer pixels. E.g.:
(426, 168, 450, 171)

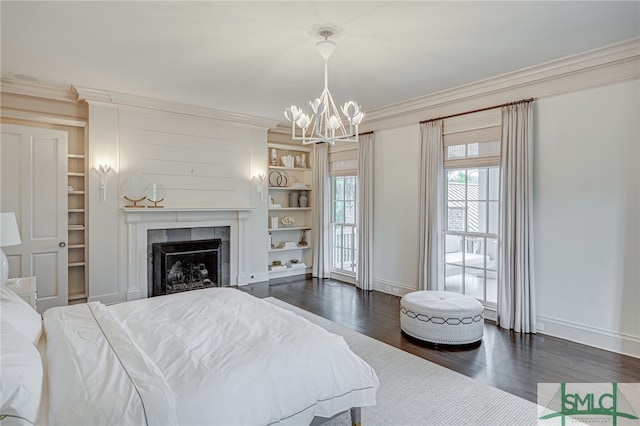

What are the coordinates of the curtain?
(312, 143, 330, 279)
(418, 121, 444, 291)
(356, 133, 374, 290)
(498, 101, 536, 333)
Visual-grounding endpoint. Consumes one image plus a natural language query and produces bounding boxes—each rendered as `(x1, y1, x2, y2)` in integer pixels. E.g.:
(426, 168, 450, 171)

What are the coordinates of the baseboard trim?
(373, 278, 416, 296)
(237, 272, 269, 286)
(330, 271, 356, 285)
(537, 314, 640, 359)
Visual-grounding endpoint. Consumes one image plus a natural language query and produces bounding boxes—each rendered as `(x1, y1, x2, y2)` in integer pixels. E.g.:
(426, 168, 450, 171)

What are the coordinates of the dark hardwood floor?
(240, 277, 640, 404)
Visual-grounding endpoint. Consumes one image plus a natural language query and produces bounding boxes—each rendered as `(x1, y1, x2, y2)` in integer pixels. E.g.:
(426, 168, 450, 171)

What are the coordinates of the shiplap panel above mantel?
(118, 108, 254, 209)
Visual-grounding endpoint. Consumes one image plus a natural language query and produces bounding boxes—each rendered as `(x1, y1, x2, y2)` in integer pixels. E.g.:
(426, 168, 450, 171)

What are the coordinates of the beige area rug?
(265, 297, 539, 426)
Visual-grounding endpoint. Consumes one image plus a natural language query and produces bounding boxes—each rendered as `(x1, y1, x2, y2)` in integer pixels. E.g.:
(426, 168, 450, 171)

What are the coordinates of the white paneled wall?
(118, 109, 253, 208)
(85, 100, 272, 303)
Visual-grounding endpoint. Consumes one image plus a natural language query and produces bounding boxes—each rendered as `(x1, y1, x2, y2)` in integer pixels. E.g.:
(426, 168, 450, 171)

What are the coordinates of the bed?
(1, 286, 379, 426)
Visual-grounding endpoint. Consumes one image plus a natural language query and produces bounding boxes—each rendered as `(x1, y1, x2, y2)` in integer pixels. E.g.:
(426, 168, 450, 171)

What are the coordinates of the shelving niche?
(267, 142, 313, 279)
(67, 135, 87, 304)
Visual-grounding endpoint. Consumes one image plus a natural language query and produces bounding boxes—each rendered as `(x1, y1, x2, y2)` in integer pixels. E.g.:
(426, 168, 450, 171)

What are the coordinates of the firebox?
(152, 239, 222, 296)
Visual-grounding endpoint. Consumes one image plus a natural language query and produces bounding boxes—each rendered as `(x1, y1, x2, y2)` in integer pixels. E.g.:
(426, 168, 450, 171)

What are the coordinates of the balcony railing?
(331, 223, 357, 274)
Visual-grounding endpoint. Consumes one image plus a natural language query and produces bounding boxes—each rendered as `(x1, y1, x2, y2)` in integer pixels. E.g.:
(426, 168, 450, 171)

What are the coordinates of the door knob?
(59, 242, 66, 248)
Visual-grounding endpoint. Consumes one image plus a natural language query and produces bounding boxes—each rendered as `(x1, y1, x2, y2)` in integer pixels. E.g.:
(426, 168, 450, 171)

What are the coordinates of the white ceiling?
(2, 1, 639, 123)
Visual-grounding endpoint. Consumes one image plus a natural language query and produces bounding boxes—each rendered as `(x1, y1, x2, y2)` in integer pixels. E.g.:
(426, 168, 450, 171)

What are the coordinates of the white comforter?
(43, 288, 378, 425)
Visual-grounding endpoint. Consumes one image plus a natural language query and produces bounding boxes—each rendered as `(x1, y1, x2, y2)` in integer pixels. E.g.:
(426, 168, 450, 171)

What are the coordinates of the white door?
(1, 123, 68, 313)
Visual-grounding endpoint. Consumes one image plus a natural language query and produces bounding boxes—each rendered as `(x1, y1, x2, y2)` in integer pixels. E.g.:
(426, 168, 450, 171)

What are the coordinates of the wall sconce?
(98, 163, 112, 201)
(253, 173, 266, 202)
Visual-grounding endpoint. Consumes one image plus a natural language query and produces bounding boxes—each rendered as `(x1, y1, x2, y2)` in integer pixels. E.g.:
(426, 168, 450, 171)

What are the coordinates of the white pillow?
(0, 319, 43, 425)
(0, 286, 42, 345)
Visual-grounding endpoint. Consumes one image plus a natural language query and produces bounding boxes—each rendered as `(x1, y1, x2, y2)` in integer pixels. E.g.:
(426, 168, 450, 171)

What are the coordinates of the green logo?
(538, 383, 639, 425)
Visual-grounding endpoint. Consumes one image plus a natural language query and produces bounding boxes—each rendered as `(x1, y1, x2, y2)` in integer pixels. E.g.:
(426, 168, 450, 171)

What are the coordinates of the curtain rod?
(420, 98, 535, 124)
(313, 131, 373, 143)
(313, 130, 373, 145)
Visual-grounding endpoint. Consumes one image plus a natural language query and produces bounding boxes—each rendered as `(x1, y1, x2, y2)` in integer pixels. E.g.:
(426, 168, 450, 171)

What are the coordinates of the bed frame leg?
(350, 407, 361, 426)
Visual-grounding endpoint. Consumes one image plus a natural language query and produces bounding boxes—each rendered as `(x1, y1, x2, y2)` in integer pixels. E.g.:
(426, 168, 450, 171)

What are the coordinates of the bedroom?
(1, 1, 639, 425)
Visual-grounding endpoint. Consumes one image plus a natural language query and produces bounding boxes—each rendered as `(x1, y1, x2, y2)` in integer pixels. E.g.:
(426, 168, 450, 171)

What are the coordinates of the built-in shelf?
(67, 128, 88, 308)
(268, 166, 310, 171)
(268, 266, 312, 278)
(269, 226, 311, 232)
(269, 245, 311, 253)
(267, 142, 313, 281)
(68, 292, 87, 301)
(268, 186, 311, 191)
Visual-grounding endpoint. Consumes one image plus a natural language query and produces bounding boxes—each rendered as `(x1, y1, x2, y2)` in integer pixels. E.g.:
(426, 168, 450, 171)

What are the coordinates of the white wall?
(370, 80, 640, 356)
(372, 124, 421, 295)
(87, 103, 270, 303)
(534, 80, 640, 356)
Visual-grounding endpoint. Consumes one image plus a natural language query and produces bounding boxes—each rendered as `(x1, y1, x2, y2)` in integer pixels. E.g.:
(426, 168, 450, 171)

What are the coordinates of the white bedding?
(42, 288, 378, 425)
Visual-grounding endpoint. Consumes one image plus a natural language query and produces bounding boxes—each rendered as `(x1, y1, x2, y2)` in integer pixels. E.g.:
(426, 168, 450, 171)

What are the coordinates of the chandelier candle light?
(285, 28, 364, 145)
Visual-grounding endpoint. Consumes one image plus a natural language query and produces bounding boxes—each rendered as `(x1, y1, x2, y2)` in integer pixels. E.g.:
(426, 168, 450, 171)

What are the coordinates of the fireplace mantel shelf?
(122, 207, 254, 225)
(122, 207, 255, 213)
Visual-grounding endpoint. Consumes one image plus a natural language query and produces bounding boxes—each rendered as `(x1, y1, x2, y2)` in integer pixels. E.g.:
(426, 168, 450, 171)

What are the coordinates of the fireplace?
(147, 225, 231, 297)
(152, 239, 223, 296)
(124, 209, 253, 300)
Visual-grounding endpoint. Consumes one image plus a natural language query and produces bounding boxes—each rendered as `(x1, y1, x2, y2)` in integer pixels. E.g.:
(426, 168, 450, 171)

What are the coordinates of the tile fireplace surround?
(122, 208, 252, 300)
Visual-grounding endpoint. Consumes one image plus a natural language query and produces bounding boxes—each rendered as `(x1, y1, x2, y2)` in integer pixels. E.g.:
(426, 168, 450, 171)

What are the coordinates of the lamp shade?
(1, 212, 21, 247)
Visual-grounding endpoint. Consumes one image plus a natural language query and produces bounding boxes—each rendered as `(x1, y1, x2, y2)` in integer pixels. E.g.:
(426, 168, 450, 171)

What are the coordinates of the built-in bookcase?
(267, 142, 313, 279)
(67, 129, 87, 304)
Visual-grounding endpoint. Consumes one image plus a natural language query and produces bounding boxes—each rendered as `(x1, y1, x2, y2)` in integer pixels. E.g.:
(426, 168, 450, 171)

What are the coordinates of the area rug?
(265, 297, 539, 426)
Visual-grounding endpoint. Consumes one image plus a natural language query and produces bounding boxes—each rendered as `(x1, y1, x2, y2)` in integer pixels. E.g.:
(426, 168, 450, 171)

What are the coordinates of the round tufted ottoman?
(400, 291, 484, 345)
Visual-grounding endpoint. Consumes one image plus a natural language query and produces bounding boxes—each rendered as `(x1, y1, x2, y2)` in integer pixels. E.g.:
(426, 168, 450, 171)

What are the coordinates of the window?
(331, 176, 357, 274)
(444, 167, 499, 304)
(442, 109, 501, 305)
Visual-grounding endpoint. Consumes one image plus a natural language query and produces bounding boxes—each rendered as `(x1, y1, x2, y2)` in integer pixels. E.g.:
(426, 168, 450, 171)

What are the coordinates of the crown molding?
(73, 86, 279, 130)
(360, 37, 640, 132)
(0, 78, 77, 103)
(4, 37, 638, 133)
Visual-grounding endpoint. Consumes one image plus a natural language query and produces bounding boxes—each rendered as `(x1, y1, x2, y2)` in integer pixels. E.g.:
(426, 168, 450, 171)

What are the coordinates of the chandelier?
(284, 28, 364, 145)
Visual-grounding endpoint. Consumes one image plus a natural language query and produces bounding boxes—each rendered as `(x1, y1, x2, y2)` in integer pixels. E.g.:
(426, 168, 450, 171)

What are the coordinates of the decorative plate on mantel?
(120, 175, 148, 208)
(145, 183, 166, 208)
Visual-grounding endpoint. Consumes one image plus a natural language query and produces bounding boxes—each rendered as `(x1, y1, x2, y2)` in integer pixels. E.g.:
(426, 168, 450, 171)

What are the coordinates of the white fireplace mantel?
(122, 207, 254, 300)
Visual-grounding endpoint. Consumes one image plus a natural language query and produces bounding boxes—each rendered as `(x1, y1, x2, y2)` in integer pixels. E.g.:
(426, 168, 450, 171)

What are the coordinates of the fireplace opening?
(152, 239, 223, 296)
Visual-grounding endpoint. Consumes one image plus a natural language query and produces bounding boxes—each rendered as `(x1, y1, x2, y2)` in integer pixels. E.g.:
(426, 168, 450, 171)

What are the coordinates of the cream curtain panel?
(312, 143, 330, 278)
(356, 133, 374, 291)
(418, 121, 444, 291)
(498, 101, 536, 333)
